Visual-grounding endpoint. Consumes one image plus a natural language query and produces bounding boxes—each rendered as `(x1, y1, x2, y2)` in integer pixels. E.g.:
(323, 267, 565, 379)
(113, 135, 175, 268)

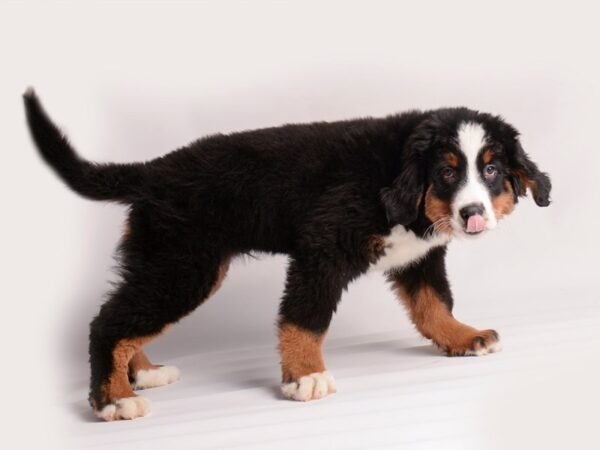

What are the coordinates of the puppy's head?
(381, 109, 552, 237)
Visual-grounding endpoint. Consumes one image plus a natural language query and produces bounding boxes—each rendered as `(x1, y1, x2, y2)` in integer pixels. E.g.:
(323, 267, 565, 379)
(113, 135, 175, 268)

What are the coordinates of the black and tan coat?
(24, 89, 551, 420)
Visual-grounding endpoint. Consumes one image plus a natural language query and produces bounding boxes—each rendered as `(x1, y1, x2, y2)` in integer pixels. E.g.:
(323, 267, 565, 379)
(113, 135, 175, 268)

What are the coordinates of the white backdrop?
(2, 1, 599, 448)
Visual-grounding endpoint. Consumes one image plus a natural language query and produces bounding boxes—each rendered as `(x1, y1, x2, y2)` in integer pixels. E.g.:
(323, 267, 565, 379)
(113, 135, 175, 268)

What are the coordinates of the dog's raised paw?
(281, 371, 337, 401)
(95, 396, 151, 421)
(132, 365, 180, 390)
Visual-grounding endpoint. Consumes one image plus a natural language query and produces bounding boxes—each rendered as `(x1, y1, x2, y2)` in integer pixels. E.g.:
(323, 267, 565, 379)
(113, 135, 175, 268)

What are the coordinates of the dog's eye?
(484, 164, 498, 179)
(441, 167, 455, 181)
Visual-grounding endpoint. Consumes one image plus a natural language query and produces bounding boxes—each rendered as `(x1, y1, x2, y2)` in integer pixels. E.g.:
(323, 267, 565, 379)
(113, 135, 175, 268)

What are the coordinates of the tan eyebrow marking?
(444, 152, 459, 168)
(482, 149, 495, 164)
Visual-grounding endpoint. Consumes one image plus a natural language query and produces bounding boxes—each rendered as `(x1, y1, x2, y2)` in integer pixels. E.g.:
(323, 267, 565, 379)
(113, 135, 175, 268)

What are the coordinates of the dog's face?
(381, 109, 552, 237)
(424, 121, 521, 237)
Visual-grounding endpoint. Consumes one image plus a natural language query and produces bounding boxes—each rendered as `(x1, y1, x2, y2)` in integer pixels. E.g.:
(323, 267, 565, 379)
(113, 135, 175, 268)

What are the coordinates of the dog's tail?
(24, 88, 144, 203)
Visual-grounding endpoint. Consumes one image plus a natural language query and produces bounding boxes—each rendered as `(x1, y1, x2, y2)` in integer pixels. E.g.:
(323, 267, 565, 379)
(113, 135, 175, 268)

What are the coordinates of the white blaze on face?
(453, 122, 497, 232)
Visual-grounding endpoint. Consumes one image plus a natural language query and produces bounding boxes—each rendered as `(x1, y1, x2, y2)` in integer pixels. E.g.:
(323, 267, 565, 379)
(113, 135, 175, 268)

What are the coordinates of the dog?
(24, 89, 551, 421)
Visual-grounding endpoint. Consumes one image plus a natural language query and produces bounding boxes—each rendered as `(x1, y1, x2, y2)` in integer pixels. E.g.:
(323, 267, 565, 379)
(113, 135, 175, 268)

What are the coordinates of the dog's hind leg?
(88, 240, 231, 421)
(126, 259, 230, 392)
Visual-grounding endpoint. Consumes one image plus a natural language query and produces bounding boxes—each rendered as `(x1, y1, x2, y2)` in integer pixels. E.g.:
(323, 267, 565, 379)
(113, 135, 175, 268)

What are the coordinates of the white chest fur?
(370, 225, 451, 272)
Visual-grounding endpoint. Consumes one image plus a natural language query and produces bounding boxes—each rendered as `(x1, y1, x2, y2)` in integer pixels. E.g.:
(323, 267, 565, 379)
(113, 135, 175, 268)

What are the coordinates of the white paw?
(465, 338, 503, 356)
(132, 365, 180, 390)
(96, 396, 151, 421)
(281, 371, 337, 401)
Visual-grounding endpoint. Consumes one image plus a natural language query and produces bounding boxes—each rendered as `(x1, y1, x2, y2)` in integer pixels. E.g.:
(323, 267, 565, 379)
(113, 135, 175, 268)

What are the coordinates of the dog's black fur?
(24, 89, 551, 416)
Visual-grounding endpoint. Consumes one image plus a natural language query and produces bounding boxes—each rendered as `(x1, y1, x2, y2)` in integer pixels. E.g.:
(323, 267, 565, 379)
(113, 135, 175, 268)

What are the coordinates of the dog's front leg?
(277, 257, 347, 401)
(389, 247, 501, 356)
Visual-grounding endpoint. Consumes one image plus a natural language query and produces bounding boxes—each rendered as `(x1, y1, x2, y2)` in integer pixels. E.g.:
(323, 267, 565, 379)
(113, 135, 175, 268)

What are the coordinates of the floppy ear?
(508, 140, 552, 207)
(380, 151, 424, 226)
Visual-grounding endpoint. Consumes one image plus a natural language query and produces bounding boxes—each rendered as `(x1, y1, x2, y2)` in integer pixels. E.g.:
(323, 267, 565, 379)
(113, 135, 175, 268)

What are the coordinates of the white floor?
(61, 301, 600, 450)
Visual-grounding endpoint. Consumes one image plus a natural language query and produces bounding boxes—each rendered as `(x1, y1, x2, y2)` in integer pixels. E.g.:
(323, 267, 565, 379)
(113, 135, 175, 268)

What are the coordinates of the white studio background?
(1, 1, 598, 448)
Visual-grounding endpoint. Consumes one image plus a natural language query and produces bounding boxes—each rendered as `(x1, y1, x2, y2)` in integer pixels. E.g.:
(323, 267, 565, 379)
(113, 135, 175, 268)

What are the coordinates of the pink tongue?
(466, 214, 486, 233)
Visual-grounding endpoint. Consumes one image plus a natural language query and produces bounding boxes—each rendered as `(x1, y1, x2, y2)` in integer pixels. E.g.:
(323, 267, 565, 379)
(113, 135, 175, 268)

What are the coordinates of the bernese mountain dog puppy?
(23, 89, 551, 421)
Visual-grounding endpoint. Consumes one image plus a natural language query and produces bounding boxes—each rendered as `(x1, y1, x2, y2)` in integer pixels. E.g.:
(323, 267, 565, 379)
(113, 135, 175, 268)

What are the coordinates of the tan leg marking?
(278, 322, 326, 382)
(102, 336, 154, 403)
(128, 349, 157, 375)
(128, 348, 181, 391)
(95, 325, 173, 420)
(95, 335, 156, 421)
(395, 283, 501, 356)
(278, 322, 336, 401)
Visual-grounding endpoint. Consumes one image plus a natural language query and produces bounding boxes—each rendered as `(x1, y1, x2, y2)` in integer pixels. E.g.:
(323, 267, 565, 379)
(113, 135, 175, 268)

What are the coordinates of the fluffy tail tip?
(23, 87, 41, 113)
(23, 86, 36, 99)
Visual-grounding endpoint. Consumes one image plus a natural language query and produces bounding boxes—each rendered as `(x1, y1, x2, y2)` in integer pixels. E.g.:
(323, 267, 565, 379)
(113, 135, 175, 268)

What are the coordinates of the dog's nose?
(459, 203, 485, 222)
